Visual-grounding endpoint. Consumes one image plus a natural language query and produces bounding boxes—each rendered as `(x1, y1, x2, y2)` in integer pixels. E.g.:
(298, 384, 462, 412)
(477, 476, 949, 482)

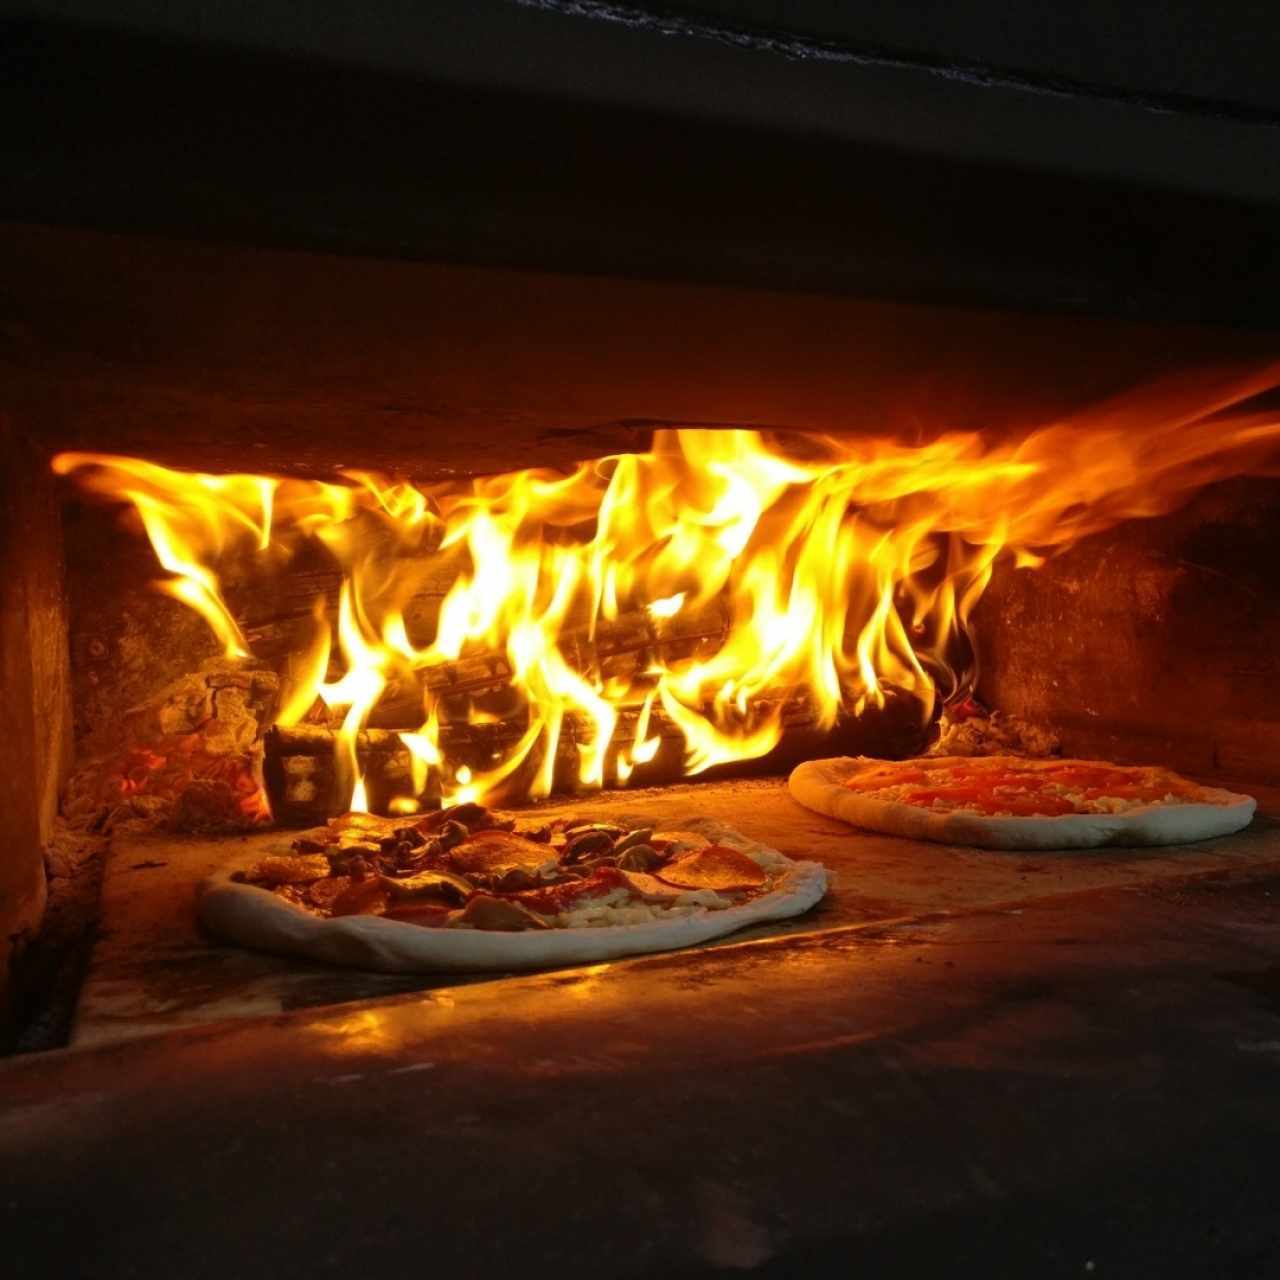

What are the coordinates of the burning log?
(264, 686, 936, 822)
(258, 583, 937, 820)
(358, 596, 732, 727)
(423, 597, 730, 695)
(267, 724, 405, 756)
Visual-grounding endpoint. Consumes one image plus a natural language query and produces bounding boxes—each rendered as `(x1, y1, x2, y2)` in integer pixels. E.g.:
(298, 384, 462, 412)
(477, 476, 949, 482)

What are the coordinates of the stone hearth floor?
(71, 773, 1280, 1047)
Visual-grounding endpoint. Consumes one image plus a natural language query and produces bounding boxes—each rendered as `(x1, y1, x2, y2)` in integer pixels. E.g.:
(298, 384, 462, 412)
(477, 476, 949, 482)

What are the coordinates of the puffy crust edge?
(788, 756, 1256, 851)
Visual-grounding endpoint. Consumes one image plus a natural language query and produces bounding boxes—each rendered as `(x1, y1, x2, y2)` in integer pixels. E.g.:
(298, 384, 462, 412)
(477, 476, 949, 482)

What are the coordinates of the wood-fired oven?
(4, 7, 1280, 1278)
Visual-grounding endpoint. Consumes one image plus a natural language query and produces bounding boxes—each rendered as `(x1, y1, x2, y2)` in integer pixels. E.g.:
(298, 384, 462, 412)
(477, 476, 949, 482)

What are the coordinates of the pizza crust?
(196, 819, 827, 973)
(789, 756, 1257, 850)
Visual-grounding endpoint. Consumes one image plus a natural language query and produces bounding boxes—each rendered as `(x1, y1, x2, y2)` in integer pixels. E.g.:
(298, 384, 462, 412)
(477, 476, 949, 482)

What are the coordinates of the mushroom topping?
(328, 851, 374, 879)
(335, 836, 383, 861)
(515, 823, 553, 843)
(397, 826, 427, 850)
(562, 819, 625, 838)
(486, 866, 543, 893)
(613, 827, 654, 855)
(420, 802, 513, 834)
(436, 819, 470, 851)
(380, 868, 474, 906)
(563, 829, 615, 863)
(449, 895, 550, 931)
(616, 843, 661, 872)
(649, 830, 711, 856)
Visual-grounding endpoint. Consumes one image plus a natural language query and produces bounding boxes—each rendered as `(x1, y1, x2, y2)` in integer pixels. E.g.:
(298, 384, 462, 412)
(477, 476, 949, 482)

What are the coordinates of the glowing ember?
(65, 719, 274, 833)
(53, 370, 1280, 812)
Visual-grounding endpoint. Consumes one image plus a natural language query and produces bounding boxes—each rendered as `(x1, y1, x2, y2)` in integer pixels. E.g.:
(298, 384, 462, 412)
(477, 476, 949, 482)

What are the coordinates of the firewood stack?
(261, 589, 936, 821)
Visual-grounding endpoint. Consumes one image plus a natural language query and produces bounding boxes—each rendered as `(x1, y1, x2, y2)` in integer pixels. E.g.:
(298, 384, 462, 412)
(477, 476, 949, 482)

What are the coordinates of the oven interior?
(3, 223, 1279, 1049)
(6, 10, 1280, 1275)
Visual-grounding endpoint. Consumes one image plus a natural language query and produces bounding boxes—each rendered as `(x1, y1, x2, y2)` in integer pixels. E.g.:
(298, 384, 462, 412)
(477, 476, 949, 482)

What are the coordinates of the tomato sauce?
(505, 867, 628, 915)
(847, 758, 1212, 817)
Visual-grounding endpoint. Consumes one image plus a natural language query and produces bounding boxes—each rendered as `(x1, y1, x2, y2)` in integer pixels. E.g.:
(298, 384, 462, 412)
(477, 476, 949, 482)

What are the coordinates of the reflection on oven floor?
(71, 774, 1280, 1049)
(8, 855, 1280, 1280)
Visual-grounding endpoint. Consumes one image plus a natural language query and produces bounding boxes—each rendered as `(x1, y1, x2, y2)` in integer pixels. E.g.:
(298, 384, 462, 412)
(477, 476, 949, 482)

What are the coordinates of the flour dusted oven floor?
(69, 774, 1280, 1047)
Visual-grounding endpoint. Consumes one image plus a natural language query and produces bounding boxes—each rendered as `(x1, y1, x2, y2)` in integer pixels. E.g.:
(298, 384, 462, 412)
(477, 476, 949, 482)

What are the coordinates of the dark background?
(5, 0, 1280, 324)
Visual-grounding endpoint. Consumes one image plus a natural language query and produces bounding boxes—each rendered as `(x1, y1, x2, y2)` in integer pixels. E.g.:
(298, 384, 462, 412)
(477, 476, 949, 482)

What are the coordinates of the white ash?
(929, 708, 1060, 758)
(62, 659, 279, 836)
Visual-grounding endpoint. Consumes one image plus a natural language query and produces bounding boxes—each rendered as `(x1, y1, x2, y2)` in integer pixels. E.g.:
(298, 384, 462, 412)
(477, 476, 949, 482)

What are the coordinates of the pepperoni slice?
(656, 844, 766, 891)
(384, 903, 454, 928)
(503, 867, 629, 915)
(330, 877, 389, 917)
(448, 830, 557, 876)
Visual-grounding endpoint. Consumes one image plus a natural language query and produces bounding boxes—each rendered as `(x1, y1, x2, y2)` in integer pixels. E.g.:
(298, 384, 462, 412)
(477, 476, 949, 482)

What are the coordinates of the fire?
(53, 365, 1280, 812)
(93, 735, 273, 829)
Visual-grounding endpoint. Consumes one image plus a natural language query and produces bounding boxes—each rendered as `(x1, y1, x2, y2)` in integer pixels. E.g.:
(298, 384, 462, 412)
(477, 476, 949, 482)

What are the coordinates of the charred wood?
(267, 724, 405, 756)
(263, 687, 935, 820)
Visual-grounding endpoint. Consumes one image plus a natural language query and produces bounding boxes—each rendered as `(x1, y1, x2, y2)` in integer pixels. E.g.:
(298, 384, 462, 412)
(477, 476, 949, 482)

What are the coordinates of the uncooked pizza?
(198, 803, 827, 972)
(789, 755, 1256, 850)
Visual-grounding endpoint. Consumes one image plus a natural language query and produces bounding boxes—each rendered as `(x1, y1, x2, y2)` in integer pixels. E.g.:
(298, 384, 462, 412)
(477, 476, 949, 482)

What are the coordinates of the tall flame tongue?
(54, 366, 1280, 810)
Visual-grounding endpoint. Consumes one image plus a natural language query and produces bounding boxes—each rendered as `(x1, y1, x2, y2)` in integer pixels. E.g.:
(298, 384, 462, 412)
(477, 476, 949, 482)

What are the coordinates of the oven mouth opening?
(51, 374, 1280, 840)
(9, 236, 1280, 1057)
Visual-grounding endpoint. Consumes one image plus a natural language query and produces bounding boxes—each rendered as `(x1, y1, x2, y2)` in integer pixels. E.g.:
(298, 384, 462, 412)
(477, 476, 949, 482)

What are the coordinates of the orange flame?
(54, 364, 1280, 810)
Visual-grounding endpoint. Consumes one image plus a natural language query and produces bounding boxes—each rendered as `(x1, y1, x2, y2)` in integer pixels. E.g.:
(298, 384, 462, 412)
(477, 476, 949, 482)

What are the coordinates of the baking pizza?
(789, 755, 1256, 850)
(197, 803, 828, 972)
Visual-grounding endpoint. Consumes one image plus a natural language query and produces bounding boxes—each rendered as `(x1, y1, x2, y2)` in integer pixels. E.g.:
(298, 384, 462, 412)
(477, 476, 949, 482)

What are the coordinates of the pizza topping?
(451, 895, 550, 932)
(562, 828, 617, 862)
(237, 805, 784, 930)
(613, 827, 655, 854)
(328, 849, 376, 879)
(380, 868, 474, 905)
(418, 802, 512, 835)
(242, 853, 331, 886)
(330, 876, 389, 917)
(514, 822, 554, 843)
(306, 875, 353, 909)
(657, 843, 768, 891)
(848, 765, 929, 789)
(616, 843, 661, 872)
(615, 870, 686, 903)
(844, 756, 1220, 817)
(479, 866, 539, 893)
(505, 866, 630, 915)
(562, 819, 626, 838)
(384, 902, 454, 928)
(447, 829, 560, 877)
(649, 830, 711, 855)
(435, 820, 470, 851)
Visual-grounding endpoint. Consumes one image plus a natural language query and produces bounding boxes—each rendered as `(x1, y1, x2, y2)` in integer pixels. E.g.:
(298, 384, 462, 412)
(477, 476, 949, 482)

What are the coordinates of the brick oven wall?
(976, 477, 1280, 783)
(0, 423, 72, 1032)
